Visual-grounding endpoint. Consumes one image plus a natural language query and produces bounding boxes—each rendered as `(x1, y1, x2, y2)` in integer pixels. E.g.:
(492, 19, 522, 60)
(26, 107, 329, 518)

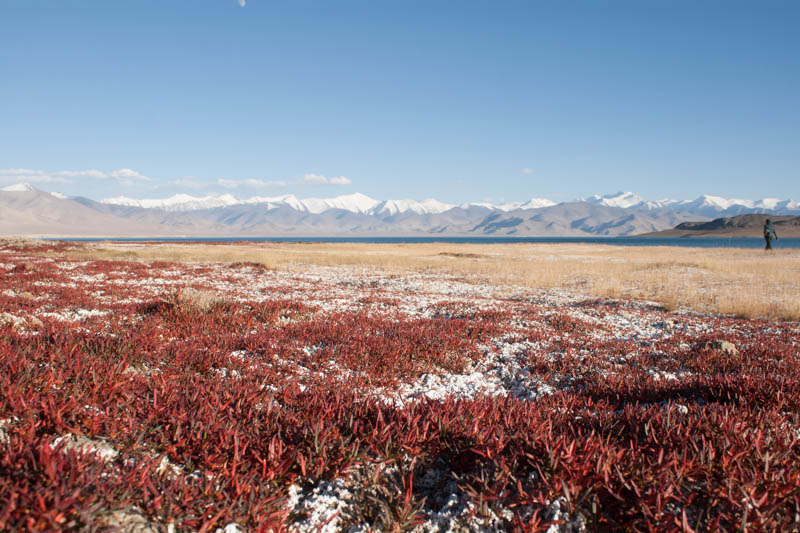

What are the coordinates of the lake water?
(53, 236, 800, 249)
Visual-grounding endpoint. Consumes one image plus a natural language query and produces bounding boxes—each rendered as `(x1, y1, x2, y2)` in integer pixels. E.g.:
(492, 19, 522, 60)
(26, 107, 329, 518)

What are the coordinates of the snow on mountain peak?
(494, 198, 557, 211)
(588, 191, 645, 209)
(1, 182, 68, 199)
(101, 192, 382, 214)
(244, 194, 304, 211)
(520, 198, 557, 209)
(102, 193, 240, 211)
(756, 198, 781, 209)
(685, 195, 755, 211)
(373, 198, 455, 216)
(96, 190, 799, 217)
(99, 191, 558, 215)
(1, 183, 37, 192)
(299, 193, 381, 214)
(418, 198, 456, 214)
(633, 198, 679, 210)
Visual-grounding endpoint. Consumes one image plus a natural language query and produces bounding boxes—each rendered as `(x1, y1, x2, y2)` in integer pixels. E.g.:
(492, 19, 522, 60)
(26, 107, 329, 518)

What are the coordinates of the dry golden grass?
(69, 241, 800, 320)
(176, 288, 226, 312)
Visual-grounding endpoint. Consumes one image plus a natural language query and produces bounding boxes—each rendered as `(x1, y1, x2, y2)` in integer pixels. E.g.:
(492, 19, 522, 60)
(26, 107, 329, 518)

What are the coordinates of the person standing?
(764, 218, 778, 250)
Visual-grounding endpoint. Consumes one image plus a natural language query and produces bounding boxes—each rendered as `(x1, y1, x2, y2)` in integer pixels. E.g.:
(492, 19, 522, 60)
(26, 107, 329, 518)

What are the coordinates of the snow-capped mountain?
(98, 193, 560, 215)
(102, 193, 241, 211)
(3, 184, 791, 219)
(98, 193, 458, 216)
(587, 191, 645, 209)
(3, 183, 798, 238)
(101, 192, 386, 215)
(372, 198, 455, 216)
(292, 193, 381, 215)
(498, 198, 558, 211)
(462, 198, 556, 211)
(631, 199, 680, 211)
(674, 195, 800, 216)
(680, 194, 755, 211)
(1, 183, 38, 192)
(241, 194, 306, 211)
(585, 192, 800, 216)
(2, 182, 68, 199)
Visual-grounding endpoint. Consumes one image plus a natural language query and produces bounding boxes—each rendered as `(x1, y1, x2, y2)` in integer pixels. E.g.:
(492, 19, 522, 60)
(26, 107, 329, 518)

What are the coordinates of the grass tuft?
(176, 288, 226, 312)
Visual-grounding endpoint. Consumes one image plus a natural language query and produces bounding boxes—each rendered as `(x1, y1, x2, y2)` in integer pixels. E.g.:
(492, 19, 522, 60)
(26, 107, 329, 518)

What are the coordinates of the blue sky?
(1, 0, 798, 203)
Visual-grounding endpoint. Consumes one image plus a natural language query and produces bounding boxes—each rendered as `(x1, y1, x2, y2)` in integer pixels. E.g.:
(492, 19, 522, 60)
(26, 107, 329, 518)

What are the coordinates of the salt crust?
(52, 433, 119, 462)
(0, 417, 18, 443)
(386, 340, 555, 406)
(40, 308, 109, 321)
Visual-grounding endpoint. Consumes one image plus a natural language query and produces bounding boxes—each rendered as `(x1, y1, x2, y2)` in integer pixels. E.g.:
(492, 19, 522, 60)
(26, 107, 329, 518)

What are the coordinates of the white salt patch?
(80, 404, 105, 417)
(40, 308, 109, 322)
(411, 485, 512, 532)
(53, 433, 119, 462)
(0, 417, 18, 444)
(647, 368, 694, 382)
(385, 340, 556, 407)
(544, 497, 587, 533)
(68, 273, 106, 283)
(287, 479, 356, 533)
(56, 261, 90, 270)
(212, 367, 241, 379)
(0, 312, 27, 329)
(399, 372, 504, 402)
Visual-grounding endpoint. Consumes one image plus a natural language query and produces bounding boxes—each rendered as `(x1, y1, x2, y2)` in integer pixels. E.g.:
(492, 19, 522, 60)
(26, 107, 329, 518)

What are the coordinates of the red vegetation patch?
(0, 243, 798, 530)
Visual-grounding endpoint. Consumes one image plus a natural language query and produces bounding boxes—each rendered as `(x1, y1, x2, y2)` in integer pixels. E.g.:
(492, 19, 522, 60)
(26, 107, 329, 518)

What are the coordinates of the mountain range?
(1, 184, 799, 238)
(100, 191, 558, 215)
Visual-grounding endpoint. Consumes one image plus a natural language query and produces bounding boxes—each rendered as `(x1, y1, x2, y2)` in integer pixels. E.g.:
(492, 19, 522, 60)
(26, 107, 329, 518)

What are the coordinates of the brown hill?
(637, 214, 800, 238)
(0, 191, 167, 237)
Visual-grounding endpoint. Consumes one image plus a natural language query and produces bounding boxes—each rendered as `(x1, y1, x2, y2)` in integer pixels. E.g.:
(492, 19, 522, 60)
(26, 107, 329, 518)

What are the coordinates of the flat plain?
(1, 239, 799, 531)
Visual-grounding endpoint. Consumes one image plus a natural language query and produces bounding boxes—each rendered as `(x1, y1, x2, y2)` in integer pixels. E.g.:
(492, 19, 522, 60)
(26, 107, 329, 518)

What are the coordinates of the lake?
(52, 236, 800, 249)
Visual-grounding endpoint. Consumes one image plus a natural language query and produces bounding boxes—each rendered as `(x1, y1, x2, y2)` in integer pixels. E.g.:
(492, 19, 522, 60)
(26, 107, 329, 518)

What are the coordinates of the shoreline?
(4, 234, 799, 249)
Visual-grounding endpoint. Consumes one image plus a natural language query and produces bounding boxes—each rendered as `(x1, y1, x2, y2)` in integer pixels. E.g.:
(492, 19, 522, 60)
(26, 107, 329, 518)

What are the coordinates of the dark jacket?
(764, 221, 778, 240)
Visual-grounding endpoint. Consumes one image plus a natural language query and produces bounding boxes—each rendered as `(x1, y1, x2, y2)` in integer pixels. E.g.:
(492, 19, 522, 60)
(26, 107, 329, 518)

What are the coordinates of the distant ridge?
(98, 192, 558, 215)
(637, 214, 800, 238)
(98, 189, 800, 217)
(2, 183, 799, 237)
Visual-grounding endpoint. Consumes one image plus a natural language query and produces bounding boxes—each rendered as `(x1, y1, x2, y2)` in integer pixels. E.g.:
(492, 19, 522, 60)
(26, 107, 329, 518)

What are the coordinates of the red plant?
(0, 242, 798, 531)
